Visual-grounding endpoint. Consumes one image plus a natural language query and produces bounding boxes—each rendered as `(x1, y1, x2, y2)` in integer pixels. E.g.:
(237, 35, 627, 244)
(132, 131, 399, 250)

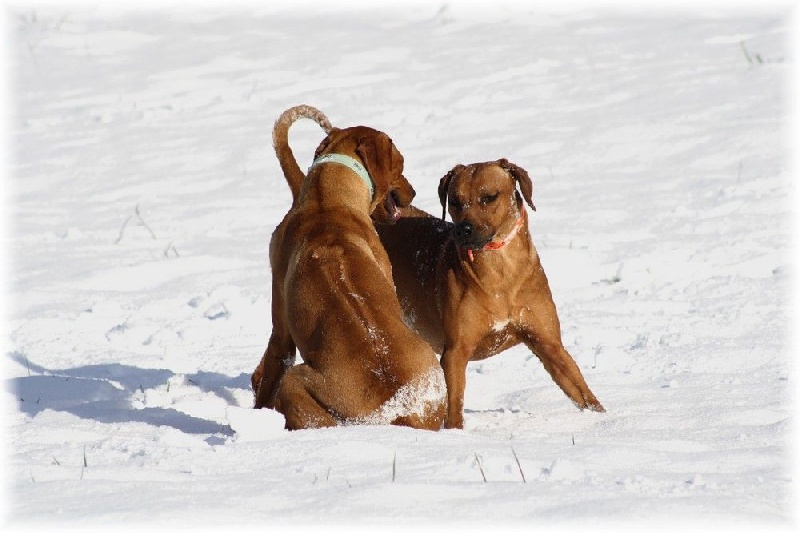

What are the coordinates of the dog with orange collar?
(376, 159, 604, 429)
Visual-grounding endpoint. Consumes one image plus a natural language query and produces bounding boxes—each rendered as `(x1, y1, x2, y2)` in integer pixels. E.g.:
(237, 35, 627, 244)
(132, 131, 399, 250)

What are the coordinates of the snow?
(3, 1, 796, 530)
(350, 366, 446, 426)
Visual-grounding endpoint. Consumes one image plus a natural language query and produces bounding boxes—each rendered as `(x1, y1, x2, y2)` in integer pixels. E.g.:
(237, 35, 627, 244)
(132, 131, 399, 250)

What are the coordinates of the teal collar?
(308, 153, 374, 198)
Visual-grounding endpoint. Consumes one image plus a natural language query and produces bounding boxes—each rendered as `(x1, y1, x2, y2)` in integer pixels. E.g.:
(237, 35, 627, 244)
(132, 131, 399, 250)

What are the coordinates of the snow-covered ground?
(3, 2, 796, 529)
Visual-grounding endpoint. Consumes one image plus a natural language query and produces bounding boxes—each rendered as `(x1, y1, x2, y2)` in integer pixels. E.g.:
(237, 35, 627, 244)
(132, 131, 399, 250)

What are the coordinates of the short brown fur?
(251, 105, 445, 430)
(377, 160, 604, 429)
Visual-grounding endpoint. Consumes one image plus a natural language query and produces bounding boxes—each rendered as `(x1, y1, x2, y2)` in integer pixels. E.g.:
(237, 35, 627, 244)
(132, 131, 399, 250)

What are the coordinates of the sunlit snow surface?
(4, 2, 794, 529)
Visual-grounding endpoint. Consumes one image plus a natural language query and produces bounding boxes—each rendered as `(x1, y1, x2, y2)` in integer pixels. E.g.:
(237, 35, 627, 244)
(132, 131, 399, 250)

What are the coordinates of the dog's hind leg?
(253, 329, 296, 409)
(274, 364, 339, 430)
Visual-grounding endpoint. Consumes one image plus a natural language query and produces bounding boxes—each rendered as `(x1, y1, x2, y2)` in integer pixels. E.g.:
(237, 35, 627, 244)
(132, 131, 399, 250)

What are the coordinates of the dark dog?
(251, 105, 446, 430)
(377, 160, 604, 429)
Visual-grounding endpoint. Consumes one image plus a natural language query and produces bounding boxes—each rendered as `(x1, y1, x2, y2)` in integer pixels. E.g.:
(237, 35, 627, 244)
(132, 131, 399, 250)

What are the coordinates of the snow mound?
(226, 406, 286, 441)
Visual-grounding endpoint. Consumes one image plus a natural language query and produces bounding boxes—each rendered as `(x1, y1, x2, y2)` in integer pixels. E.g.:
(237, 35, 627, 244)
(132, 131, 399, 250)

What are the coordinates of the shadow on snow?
(8, 352, 249, 437)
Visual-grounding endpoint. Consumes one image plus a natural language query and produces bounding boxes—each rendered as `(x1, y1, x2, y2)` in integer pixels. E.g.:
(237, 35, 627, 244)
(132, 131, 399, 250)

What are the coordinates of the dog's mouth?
(456, 236, 492, 250)
(453, 231, 493, 250)
(384, 191, 401, 223)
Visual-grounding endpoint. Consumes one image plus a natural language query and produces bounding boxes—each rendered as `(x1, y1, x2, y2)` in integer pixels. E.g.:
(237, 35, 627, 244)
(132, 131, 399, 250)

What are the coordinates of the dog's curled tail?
(272, 104, 334, 201)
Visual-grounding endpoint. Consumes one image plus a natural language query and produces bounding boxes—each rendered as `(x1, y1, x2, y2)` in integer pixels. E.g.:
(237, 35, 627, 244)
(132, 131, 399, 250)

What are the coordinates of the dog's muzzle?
(453, 221, 491, 249)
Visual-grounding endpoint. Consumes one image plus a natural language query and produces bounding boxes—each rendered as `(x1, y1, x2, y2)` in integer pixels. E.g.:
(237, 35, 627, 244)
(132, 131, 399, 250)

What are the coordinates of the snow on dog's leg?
(391, 366, 447, 430)
(353, 365, 446, 430)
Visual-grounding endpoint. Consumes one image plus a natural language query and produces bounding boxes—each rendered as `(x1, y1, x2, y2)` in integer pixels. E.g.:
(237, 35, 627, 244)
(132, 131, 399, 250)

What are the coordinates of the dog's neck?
(308, 153, 374, 198)
(301, 152, 374, 212)
(463, 209, 528, 263)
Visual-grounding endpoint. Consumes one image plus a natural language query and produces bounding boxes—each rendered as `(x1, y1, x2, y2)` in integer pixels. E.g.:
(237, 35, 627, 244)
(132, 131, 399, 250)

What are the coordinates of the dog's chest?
(476, 266, 529, 311)
(471, 318, 520, 360)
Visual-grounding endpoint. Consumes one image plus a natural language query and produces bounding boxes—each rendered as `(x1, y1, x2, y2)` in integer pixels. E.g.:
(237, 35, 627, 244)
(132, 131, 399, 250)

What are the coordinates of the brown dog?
(376, 160, 604, 429)
(251, 105, 446, 430)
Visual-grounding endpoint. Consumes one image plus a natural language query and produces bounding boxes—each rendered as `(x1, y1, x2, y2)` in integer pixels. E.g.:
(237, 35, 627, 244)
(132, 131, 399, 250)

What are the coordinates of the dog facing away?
(376, 160, 604, 429)
(251, 105, 446, 430)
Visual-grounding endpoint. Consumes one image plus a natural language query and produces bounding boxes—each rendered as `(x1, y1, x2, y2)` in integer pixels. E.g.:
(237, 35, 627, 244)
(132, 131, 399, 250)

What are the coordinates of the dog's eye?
(479, 193, 499, 206)
(448, 198, 462, 212)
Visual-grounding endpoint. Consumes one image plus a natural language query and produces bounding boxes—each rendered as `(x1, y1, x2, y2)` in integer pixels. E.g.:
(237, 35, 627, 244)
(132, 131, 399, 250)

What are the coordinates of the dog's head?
(438, 159, 535, 250)
(314, 126, 414, 224)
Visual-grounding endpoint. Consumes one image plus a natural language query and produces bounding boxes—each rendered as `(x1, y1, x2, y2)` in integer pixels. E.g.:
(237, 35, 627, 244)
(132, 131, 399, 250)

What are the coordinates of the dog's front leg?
(440, 343, 472, 429)
(522, 335, 604, 413)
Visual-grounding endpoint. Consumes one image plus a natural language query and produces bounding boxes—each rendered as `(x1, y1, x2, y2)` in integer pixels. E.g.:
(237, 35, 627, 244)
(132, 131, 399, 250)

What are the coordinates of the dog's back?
(276, 211, 443, 425)
(376, 215, 451, 353)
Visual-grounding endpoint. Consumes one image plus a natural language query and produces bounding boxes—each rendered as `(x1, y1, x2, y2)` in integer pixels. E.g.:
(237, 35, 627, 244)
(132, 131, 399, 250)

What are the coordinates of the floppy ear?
(313, 127, 341, 159)
(497, 158, 535, 211)
(391, 168, 416, 208)
(438, 164, 465, 221)
(355, 131, 393, 201)
(384, 136, 414, 208)
(355, 131, 415, 221)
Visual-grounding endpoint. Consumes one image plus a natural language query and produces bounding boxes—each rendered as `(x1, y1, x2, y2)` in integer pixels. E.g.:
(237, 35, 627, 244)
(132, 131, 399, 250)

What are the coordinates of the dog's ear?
(356, 131, 413, 209)
(438, 164, 464, 221)
(313, 127, 341, 159)
(497, 158, 535, 211)
(356, 131, 391, 199)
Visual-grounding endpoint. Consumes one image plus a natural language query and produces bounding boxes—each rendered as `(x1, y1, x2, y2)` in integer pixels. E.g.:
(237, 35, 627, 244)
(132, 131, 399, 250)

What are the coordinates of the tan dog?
(251, 105, 446, 430)
(376, 160, 604, 429)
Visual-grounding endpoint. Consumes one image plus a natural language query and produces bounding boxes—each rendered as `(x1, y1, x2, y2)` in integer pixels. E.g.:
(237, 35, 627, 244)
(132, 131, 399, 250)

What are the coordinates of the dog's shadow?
(8, 352, 247, 438)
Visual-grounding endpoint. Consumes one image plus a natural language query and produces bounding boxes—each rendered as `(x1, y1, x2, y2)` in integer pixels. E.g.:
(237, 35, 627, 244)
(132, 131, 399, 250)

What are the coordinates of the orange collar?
(465, 209, 526, 262)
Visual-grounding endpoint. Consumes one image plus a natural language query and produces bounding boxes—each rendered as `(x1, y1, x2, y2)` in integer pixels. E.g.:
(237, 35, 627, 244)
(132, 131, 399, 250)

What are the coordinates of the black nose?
(455, 221, 473, 240)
